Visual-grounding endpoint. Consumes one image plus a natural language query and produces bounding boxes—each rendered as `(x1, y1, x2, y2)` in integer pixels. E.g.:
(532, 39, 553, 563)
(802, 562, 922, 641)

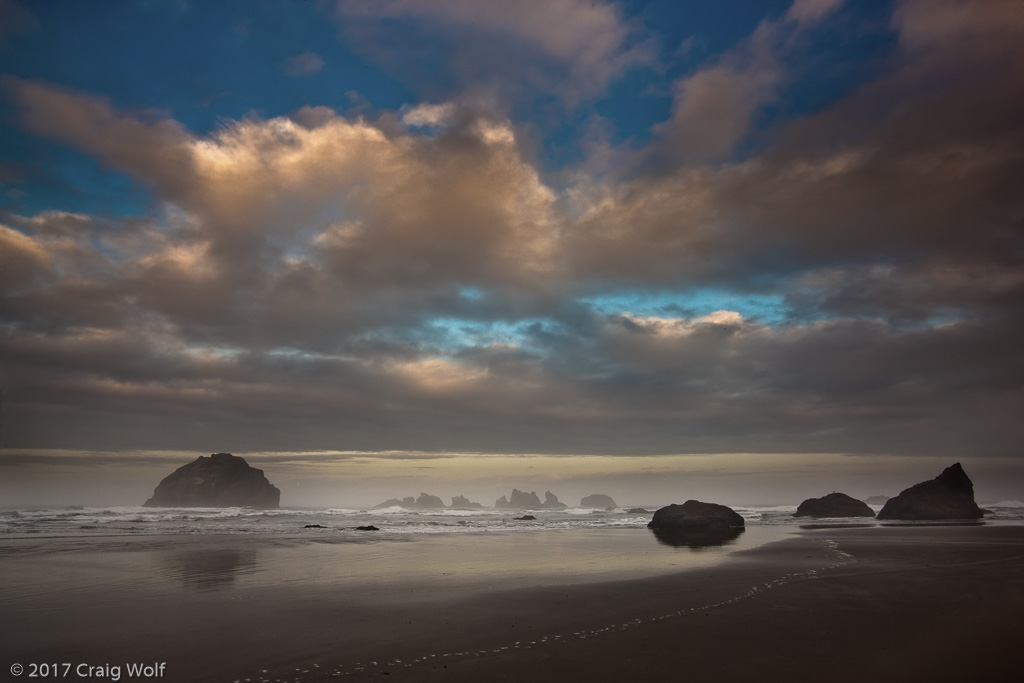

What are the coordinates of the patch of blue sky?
(428, 317, 562, 353)
(458, 287, 486, 301)
(4, 1, 413, 137)
(581, 288, 792, 325)
(0, 140, 155, 220)
(265, 347, 341, 363)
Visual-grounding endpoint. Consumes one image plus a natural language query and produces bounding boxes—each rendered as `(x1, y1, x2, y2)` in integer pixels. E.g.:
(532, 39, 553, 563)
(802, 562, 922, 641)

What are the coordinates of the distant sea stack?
(794, 492, 875, 518)
(450, 495, 484, 510)
(580, 494, 617, 509)
(540, 491, 568, 509)
(877, 462, 984, 520)
(374, 493, 482, 509)
(495, 489, 543, 509)
(144, 453, 280, 509)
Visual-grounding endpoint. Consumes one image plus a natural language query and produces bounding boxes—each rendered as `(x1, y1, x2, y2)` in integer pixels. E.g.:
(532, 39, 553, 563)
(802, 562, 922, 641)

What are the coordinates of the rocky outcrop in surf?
(374, 492, 447, 509)
(540, 491, 568, 509)
(495, 489, 543, 508)
(793, 492, 875, 518)
(580, 494, 617, 509)
(877, 463, 984, 520)
(144, 453, 280, 509)
(450, 495, 485, 509)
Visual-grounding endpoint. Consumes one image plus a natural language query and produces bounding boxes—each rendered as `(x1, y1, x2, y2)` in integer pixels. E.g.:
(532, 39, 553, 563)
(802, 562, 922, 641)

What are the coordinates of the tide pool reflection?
(161, 547, 258, 591)
(650, 526, 745, 550)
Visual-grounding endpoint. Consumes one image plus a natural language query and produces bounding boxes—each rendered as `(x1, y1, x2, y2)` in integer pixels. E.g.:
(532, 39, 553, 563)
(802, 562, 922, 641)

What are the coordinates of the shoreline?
(3, 524, 1023, 682)
(337, 524, 1022, 683)
(257, 524, 1024, 682)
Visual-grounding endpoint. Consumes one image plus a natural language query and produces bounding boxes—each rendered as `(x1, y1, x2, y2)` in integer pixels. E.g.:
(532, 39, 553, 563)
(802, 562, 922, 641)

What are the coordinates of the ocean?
(3, 500, 1023, 538)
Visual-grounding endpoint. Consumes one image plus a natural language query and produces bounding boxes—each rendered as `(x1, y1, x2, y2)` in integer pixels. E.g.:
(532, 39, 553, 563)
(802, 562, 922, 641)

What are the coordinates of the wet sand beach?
(2, 525, 1022, 682)
(377, 525, 1024, 683)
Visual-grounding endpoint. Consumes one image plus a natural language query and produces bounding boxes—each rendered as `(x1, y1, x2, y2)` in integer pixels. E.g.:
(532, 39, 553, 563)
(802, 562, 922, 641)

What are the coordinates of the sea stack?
(539, 491, 568, 509)
(144, 453, 280, 509)
(794, 492, 875, 518)
(495, 489, 544, 509)
(877, 462, 983, 520)
(580, 494, 617, 509)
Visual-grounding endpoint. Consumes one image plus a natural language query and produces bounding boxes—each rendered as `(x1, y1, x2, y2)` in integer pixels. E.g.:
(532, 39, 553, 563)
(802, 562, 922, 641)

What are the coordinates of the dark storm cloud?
(2, 0, 1022, 460)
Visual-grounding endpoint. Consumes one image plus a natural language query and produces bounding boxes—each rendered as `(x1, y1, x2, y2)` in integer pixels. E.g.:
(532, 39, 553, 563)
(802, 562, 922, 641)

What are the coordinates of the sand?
(3, 525, 1023, 682)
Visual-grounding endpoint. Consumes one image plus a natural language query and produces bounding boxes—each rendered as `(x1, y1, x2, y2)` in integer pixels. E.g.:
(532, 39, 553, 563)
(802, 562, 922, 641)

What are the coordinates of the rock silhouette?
(877, 463, 984, 520)
(540, 491, 568, 509)
(647, 500, 745, 530)
(450, 495, 484, 509)
(374, 493, 448, 509)
(144, 453, 280, 509)
(794, 492, 875, 518)
(580, 494, 617, 509)
(495, 489, 543, 508)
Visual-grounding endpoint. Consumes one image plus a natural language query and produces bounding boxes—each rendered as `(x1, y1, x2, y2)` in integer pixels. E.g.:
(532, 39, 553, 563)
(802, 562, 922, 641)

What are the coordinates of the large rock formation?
(539, 491, 568, 509)
(375, 497, 416, 509)
(580, 494, 617, 509)
(877, 463, 984, 520)
(793, 492, 876, 518)
(144, 453, 280, 509)
(648, 500, 745, 548)
(647, 500, 745, 529)
(374, 493, 446, 509)
(495, 489, 544, 509)
(450, 495, 484, 509)
(413, 492, 445, 509)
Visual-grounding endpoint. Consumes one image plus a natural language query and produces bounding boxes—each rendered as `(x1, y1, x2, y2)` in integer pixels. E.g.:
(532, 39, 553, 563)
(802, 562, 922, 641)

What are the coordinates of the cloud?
(0, 0, 36, 45)
(2, 1, 1022, 461)
(657, 0, 844, 164)
(4, 81, 561, 348)
(892, 0, 1024, 50)
(401, 102, 456, 128)
(786, 0, 844, 26)
(283, 51, 325, 75)
(335, 0, 653, 105)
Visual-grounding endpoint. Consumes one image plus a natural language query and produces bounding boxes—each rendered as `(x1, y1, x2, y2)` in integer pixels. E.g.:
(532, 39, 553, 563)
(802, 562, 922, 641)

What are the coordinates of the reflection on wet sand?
(650, 526, 745, 549)
(160, 547, 258, 590)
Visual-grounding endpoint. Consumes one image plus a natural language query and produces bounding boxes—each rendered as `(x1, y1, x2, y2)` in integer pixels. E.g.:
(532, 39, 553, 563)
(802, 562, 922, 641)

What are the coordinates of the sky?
(1, 0, 1023, 508)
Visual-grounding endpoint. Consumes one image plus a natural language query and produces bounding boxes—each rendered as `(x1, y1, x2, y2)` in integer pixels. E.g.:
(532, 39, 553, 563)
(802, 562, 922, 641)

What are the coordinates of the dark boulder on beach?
(144, 453, 280, 509)
(794, 492, 875, 518)
(514, 515, 537, 521)
(581, 494, 617, 509)
(355, 525, 379, 531)
(877, 463, 984, 520)
(648, 500, 745, 530)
